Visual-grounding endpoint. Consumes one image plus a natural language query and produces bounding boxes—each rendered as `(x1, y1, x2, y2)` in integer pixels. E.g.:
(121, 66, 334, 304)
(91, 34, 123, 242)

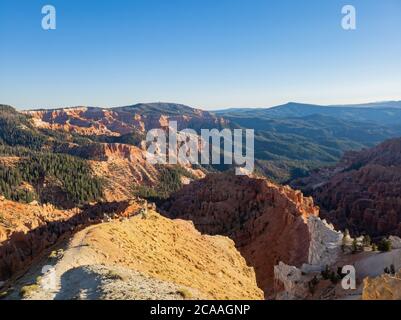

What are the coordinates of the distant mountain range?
(216, 101, 401, 121)
(3, 100, 401, 184)
(216, 101, 401, 181)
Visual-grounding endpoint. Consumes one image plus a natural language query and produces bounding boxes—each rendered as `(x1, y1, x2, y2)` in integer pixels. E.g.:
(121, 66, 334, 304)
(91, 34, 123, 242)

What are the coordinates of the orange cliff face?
(0, 198, 144, 282)
(0, 198, 77, 280)
(162, 172, 320, 295)
(25, 104, 227, 137)
(26, 107, 142, 136)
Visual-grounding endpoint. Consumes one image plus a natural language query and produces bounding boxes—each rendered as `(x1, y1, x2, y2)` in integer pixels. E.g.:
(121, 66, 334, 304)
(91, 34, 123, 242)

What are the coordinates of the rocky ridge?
(26, 103, 227, 136)
(3, 207, 263, 300)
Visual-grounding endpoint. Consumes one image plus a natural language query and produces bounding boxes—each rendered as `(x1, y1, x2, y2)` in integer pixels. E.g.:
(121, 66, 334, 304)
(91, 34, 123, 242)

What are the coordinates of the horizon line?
(2, 98, 401, 112)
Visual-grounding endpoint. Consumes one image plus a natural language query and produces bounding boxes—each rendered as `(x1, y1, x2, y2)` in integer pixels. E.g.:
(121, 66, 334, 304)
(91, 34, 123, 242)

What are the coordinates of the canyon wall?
(0, 198, 142, 281)
(163, 172, 327, 295)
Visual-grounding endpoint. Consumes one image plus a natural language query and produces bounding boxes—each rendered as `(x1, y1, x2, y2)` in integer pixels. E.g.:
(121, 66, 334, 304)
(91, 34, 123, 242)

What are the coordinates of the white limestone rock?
(389, 236, 401, 249)
(301, 263, 324, 273)
(307, 216, 343, 267)
(274, 262, 307, 300)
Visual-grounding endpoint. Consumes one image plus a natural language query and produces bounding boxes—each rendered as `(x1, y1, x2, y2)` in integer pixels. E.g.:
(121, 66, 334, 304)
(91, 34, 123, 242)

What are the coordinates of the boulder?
(389, 236, 401, 249)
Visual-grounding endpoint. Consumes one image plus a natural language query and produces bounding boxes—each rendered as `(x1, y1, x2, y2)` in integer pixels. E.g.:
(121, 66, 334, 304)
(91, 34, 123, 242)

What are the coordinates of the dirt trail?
(30, 225, 99, 300)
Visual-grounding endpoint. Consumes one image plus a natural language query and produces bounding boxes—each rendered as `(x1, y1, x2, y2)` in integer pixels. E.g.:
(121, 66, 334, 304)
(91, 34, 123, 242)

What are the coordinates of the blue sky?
(0, 0, 400, 110)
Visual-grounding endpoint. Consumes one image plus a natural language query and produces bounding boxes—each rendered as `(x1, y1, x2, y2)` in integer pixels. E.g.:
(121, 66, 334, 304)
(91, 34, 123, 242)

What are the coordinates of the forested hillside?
(0, 105, 103, 207)
(0, 105, 201, 207)
(217, 102, 401, 182)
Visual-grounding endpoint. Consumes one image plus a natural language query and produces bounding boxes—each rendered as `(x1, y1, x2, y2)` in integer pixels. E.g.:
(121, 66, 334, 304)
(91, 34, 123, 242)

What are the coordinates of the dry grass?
(0, 290, 9, 299)
(105, 270, 125, 281)
(77, 211, 263, 299)
(19, 284, 39, 298)
(49, 249, 64, 260)
(177, 288, 192, 300)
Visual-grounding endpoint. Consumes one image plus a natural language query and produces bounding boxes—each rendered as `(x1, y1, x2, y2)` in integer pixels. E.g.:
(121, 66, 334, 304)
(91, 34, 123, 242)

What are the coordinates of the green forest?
(0, 149, 103, 206)
(0, 105, 103, 206)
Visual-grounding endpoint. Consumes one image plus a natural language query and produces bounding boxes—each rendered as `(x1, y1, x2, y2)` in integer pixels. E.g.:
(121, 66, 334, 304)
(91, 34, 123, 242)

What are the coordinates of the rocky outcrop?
(389, 236, 401, 249)
(27, 107, 130, 136)
(363, 270, 401, 300)
(293, 138, 401, 237)
(163, 172, 323, 295)
(273, 262, 308, 300)
(306, 216, 343, 267)
(272, 217, 343, 300)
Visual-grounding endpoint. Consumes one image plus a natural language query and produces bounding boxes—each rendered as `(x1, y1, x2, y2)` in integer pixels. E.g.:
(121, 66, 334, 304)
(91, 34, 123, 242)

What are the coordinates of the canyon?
(162, 172, 343, 296)
(293, 138, 401, 238)
(1, 102, 401, 300)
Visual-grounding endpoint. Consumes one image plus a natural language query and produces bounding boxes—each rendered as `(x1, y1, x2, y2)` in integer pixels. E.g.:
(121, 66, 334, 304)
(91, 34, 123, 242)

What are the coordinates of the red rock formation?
(162, 172, 319, 295)
(293, 138, 401, 237)
(26, 104, 227, 136)
(27, 107, 143, 136)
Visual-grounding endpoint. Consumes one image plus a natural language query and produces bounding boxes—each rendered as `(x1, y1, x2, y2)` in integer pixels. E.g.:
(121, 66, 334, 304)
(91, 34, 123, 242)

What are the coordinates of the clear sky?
(0, 0, 400, 110)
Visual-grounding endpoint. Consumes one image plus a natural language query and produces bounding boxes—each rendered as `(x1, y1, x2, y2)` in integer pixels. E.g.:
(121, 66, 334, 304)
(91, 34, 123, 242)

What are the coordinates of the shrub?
(133, 165, 197, 201)
(49, 249, 64, 260)
(337, 267, 346, 279)
(329, 271, 341, 284)
(390, 264, 396, 275)
(105, 270, 125, 281)
(177, 288, 192, 300)
(19, 284, 39, 298)
(0, 290, 9, 299)
(351, 239, 359, 254)
(362, 235, 371, 247)
(321, 265, 331, 280)
(378, 238, 392, 252)
(308, 276, 319, 295)
(321, 265, 342, 284)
